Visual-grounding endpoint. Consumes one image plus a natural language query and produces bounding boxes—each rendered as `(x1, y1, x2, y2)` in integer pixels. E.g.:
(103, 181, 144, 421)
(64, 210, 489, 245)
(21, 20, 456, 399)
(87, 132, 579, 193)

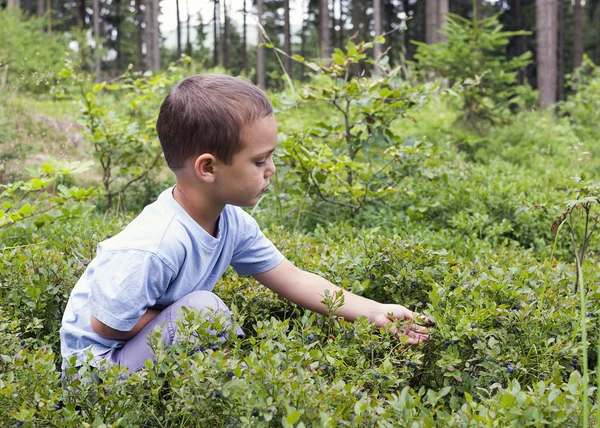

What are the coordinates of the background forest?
(1, 0, 600, 426)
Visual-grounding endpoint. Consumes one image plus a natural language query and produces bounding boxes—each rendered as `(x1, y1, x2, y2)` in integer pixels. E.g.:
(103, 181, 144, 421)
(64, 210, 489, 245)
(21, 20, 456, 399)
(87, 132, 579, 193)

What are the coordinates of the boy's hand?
(368, 304, 434, 345)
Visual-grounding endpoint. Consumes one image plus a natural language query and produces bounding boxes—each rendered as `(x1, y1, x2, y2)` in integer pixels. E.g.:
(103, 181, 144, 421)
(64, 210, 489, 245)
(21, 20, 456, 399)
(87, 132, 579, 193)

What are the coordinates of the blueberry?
(340, 328, 345, 333)
(513, 304, 520, 310)
(346, 333, 352, 340)
(405, 361, 411, 367)
(198, 346, 206, 352)
(365, 346, 371, 352)
(213, 391, 223, 398)
(16, 422, 23, 427)
(449, 285, 456, 291)
(227, 370, 235, 377)
(307, 334, 315, 341)
(229, 418, 235, 425)
(410, 362, 417, 368)
(107, 234, 112, 238)
(437, 302, 443, 308)
(356, 391, 363, 398)
(321, 365, 328, 371)
(252, 409, 259, 416)
(572, 358, 578, 365)
(507, 365, 514, 373)
(473, 337, 479, 343)
(370, 275, 375, 280)
(487, 265, 492, 269)
(471, 269, 477, 275)
(411, 281, 417, 287)
(252, 297, 258, 302)
(471, 323, 476, 328)
(20, 341, 25, 346)
(382, 375, 389, 380)
(453, 339, 459, 344)
(444, 341, 450, 347)
(210, 343, 220, 351)
(373, 373, 380, 378)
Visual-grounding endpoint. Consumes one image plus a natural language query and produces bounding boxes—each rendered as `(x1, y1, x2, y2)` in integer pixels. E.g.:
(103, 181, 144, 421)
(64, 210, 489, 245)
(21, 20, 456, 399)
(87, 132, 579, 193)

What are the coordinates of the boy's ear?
(194, 154, 217, 183)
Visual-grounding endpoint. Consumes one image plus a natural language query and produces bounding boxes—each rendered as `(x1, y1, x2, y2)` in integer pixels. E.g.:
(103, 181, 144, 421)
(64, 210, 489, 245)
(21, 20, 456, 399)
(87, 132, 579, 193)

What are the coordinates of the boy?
(60, 74, 432, 373)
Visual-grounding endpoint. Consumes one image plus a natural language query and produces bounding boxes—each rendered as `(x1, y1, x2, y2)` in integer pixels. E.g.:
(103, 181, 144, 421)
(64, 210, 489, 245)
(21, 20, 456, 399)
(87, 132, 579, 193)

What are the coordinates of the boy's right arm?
(90, 308, 160, 341)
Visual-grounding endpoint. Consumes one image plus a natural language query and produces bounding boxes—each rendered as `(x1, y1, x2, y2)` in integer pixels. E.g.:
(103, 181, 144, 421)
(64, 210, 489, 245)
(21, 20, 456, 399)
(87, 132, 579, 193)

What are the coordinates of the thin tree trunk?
(426, 0, 438, 44)
(186, 0, 192, 56)
(242, 0, 247, 73)
(93, 0, 101, 81)
(438, 0, 448, 42)
(46, 0, 52, 33)
(77, 0, 85, 27)
(223, 0, 229, 69)
(573, 0, 583, 68)
(283, 0, 292, 75)
(115, 0, 124, 72)
(596, 4, 600, 65)
(536, 0, 558, 108)
(176, 0, 182, 58)
(146, 0, 160, 70)
(373, 0, 382, 74)
(213, 0, 219, 67)
(135, 0, 145, 71)
(36, 0, 45, 17)
(476, 0, 483, 20)
(558, 0, 564, 100)
(300, 4, 307, 80)
(319, 0, 331, 59)
(7, 0, 20, 8)
(257, 0, 265, 88)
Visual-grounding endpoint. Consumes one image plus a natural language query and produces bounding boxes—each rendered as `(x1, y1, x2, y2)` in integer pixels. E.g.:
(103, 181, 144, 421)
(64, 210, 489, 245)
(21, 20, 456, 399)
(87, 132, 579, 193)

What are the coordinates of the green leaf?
(285, 410, 302, 425)
(92, 83, 106, 92)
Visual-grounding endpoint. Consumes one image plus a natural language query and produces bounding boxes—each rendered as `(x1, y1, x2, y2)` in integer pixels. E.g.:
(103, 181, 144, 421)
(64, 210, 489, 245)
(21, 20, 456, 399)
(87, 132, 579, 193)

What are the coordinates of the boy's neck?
(172, 183, 223, 238)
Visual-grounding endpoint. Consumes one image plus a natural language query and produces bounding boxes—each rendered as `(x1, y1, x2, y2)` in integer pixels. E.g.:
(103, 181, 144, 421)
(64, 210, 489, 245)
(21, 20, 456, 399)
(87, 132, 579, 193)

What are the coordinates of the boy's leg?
(106, 290, 242, 373)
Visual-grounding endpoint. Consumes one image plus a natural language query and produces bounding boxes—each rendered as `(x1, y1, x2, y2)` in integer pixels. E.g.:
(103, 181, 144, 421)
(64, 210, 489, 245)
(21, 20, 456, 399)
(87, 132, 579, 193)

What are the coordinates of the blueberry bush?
(1, 30, 600, 428)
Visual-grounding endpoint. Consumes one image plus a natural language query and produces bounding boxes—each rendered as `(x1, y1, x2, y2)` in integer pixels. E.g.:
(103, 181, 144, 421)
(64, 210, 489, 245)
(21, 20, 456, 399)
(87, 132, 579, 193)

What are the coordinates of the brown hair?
(156, 74, 273, 171)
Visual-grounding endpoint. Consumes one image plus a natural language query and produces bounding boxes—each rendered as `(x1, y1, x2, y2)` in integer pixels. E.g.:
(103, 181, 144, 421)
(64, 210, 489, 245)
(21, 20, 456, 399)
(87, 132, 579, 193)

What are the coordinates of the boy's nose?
(265, 158, 276, 177)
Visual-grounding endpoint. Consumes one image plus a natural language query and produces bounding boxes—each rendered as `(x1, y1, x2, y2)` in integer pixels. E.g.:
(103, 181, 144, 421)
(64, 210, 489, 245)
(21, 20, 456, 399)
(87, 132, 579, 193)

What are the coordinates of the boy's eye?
(255, 160, 267, 167)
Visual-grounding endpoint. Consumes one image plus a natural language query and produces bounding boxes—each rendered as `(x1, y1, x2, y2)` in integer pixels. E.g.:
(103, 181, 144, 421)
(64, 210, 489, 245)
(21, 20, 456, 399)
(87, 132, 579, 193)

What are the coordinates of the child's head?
(156, 74, 273, 173)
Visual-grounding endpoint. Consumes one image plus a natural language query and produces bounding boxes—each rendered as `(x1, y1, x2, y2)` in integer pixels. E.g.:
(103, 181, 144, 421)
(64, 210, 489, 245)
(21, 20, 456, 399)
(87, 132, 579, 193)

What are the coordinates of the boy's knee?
(179, 290, 229, 313)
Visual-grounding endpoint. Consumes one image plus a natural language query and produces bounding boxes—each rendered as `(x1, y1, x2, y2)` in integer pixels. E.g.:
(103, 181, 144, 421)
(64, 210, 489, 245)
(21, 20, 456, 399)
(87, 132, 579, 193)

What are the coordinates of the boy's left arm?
(252, 259, 431, 344)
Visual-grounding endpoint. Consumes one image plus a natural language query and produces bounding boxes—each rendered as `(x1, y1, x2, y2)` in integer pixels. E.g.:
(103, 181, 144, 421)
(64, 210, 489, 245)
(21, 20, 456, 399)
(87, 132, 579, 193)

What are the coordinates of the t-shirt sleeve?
(230, 208, 284, 276)
(88, 249, 175, 331)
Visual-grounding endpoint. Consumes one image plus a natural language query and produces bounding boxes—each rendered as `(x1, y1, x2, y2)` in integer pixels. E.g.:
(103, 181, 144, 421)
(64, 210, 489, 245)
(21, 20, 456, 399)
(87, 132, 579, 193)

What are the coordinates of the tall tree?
(176, 0, 182, 58)
(242, 0, 247, 73)
(557, 0, 564, 100)
(536, 0, 558, 108)
(319, 0, 330, 59)
(36, 0, 45, 17)
(476, 0, 483, 20)
(223, 0, 229, 69)
(213, 0, 220, 67)
(373, 0, 382, 73)
(92, 0, 101, 81)
(135, 0, 145, 70)
(426, 0, 448, 44)
(573, 0, 583, 68)
(257, 0, 265, 88)
(146, 0, 160, 70)
(283, 0, 291, 74)
(186, 0, 192, 56)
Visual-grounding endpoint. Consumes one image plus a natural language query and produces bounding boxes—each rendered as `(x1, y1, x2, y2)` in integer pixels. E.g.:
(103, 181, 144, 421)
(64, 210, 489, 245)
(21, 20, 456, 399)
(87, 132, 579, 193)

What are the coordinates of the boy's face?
(212, 114, 278, 207)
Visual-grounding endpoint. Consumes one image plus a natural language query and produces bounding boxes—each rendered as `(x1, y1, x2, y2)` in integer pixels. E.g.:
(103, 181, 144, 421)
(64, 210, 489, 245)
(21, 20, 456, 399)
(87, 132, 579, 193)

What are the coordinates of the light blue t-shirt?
(60, 186, 284, 367)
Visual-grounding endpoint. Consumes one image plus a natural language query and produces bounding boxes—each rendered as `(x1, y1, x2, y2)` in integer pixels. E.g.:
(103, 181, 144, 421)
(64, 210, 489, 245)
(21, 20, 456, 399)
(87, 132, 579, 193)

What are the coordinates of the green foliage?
(0, 161, 95, 234)
(561, 56, 600, 143)
(0, 8, 67, 93)
(278, 39, 432, 216)
(412, 11, 532, 129)
(56, 62, 186, 210)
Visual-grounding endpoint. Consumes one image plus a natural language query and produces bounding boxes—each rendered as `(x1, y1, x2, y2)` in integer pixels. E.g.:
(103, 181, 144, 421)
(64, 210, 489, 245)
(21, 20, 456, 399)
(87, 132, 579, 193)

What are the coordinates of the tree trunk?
(300, 4, 307, 80)
(257, 0, 265, 88)
(115, 0, 124, 72)
(186, 0, 192, 56)
(7, 0, 20, 8)
(213, 0, 219, 67)
(426, 0, 447, 43)
(77, 0, 86, 28)
(476, 0, 484, 20)
(596, 4, 600, 65)
(46, 0, 51, 33)
(36, 0, 45, 17)
(373, 0, 382, 74)
(319, 0, 330, 59)
(146, 0, 160, 70)
(242, 0, 247, 73)
(93, 0, 101, 81)
(223, 0, 229, 69)
(283, 0, 291, 75)
(176, 0, 182, 58)
(557, 0, 564, 101)
(573, 0, 583, 69)
(536, 0, 558, 108)
(135, 0, 145, 71)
